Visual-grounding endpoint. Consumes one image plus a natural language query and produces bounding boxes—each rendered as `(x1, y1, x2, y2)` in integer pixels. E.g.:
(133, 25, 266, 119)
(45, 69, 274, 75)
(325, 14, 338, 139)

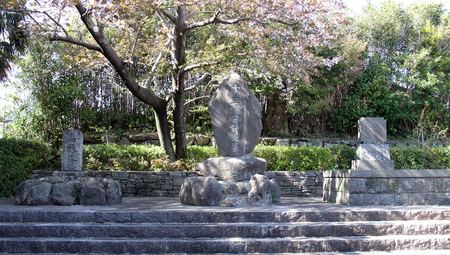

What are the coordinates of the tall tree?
(340, 1, 450, 137)
(0, 0, 27, 80)
(23, 0, 345, 160)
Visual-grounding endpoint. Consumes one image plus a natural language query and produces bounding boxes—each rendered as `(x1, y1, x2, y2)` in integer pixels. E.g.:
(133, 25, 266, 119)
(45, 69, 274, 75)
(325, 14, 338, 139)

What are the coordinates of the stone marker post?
(352, 117, 394, 170)
(61, 129, 83, 171)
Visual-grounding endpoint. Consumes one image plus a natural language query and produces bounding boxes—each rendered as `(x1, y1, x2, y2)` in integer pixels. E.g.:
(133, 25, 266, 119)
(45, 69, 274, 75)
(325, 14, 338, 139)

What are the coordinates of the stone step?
(2, 209, 450, 223)
(1, 220, 450, 239)
(5, 253, 450, 255)
(1, 235, 450, 253)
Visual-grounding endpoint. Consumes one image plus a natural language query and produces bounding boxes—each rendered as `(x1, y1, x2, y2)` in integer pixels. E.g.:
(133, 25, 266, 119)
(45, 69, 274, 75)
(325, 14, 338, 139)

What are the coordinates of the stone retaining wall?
(30, 170, 323, 198)
(323, 169, 450, 206)
(88, 132, 450, 148)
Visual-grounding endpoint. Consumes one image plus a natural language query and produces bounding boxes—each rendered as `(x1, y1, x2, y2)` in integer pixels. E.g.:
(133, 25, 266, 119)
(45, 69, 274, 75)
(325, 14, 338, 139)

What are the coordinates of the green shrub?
(83, 144, 168, 171)
(254, 145, 335, 171)
(180, 146, 220, 170)
(329, 144, 356, 170)
(0, 138, 55, 197)
(391, 145, 450, 169)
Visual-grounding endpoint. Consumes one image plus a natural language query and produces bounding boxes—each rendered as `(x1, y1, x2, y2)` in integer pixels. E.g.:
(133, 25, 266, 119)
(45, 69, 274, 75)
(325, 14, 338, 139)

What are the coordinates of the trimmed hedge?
(4, 139, 450, 198)
(390, 145, 450, 169)
(0, 138, 55, 197)
(82, 144, 355, 172)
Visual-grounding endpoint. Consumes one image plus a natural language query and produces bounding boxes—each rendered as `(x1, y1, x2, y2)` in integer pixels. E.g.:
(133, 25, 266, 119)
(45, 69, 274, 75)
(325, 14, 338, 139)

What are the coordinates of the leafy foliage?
(83, 144, 168, 171)
(254, 145, 335, 171)
(328, 144, 356, 170)
(0, 7, 27, 80)
(391, 145, 450, 169)
(0, 138, 55, 197)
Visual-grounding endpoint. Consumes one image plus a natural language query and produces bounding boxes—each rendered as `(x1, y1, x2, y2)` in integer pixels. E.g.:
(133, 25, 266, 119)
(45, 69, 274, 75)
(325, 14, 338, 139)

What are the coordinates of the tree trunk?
(170, 6, 187, 159)
(262, 89, 289, 136)
(173, 73, 187, 159)
(154, 107, 176, 162)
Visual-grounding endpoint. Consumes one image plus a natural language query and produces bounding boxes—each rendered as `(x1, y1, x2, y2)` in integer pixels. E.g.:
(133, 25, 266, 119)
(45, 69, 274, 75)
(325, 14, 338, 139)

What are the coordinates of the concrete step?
(1, 220, 450, 239)
(1, 235, 450, 253)
(2, 208, 450, 223)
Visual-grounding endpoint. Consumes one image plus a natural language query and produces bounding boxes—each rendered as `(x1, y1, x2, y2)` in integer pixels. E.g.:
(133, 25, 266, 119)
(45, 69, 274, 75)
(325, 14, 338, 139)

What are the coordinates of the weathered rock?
(179, 176, 224, 206)
(186, 136, 196, 146)
(129, 132, 159, 142)
(208, 136, 217, 147)
(269, 178, 281, 204)
(248, 174, 272, 206)
(274, 138, 290, 147)
(61, 129, 83, 171)
(80, 180, 107, 206)
(15, 177, 122, 206)
(208, 73, 262, 157)
(103, 134, 117, 144)
(118, 137, 132, 145)
(15, 180, 33, 205)
(105, 179, 122, 205)
(196, 157, 267, 182)
(28, 182, 53, 205)
(51, 180, 80, 205)
(219, 181, 250, 195)
(312, 139, 323, 147)
(261, 137, 277, 146)
(196, 135, 210, 146)
(219, 195, 250, 207)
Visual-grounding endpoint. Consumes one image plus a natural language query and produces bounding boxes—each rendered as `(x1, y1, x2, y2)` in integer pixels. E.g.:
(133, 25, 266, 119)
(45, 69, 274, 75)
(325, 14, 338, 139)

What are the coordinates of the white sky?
(344, 0, 450, 15)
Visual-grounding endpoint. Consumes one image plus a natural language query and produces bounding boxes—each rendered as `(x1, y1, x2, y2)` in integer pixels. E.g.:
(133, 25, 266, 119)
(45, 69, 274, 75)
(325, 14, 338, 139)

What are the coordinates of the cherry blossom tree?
(22, 0, 345, 160)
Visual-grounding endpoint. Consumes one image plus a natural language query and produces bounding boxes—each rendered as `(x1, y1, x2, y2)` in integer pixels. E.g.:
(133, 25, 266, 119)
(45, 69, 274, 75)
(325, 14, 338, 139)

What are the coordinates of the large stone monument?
(179, 74, 281, 207)
(352, 117, 394, 170)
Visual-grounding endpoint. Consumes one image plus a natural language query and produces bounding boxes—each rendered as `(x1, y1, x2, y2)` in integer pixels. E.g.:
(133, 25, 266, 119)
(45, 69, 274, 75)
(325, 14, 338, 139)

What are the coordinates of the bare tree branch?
(185, 73, 210, 92)
(181, 61, 219, 74)
(184, 96, 210, 106)
(183, 11, 248, 32)
(129, 23, 144, 63)
(49, 35, 103, 52)
(159, 9, 176, 25)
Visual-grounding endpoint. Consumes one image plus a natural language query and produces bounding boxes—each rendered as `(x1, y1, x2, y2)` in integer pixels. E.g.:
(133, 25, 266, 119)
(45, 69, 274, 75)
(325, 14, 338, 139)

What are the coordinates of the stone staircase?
(2, 204, 450, 254)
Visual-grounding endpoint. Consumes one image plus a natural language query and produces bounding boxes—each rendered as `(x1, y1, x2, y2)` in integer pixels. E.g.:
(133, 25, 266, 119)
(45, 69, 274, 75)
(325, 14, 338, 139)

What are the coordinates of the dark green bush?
(254, 145, 335, 171)
(0, 138, 55, 197)
(390, 145, 450, 169)
(83, 144, 169, 171)
(329, 144, 356, 170)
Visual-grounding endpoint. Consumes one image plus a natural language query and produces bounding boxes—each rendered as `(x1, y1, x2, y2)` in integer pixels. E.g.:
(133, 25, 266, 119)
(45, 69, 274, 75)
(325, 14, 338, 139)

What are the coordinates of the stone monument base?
(15, 172, 122, 206)
(351, 159, 395, 170)
(196, 157, 267, 182)
(179, 174, 281, 207)
(180, 157, 280, 207)
(323, 169, 450, 206)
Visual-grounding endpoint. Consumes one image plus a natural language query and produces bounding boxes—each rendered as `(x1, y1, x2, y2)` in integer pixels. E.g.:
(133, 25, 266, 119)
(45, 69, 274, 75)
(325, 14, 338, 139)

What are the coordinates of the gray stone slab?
(61, 129, 83, 171)
(356, 144, 391, 160)
(351, 159, 395, 170)
(196, 157, 267, 182)
(208, 74, 262, 157)
(358, 117, 387, 144)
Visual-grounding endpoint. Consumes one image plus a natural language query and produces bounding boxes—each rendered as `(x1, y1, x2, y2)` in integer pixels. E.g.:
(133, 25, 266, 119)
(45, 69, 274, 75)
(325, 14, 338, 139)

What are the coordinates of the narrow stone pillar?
(352, 117, 394, 170)
(61, 129, 83, 171)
